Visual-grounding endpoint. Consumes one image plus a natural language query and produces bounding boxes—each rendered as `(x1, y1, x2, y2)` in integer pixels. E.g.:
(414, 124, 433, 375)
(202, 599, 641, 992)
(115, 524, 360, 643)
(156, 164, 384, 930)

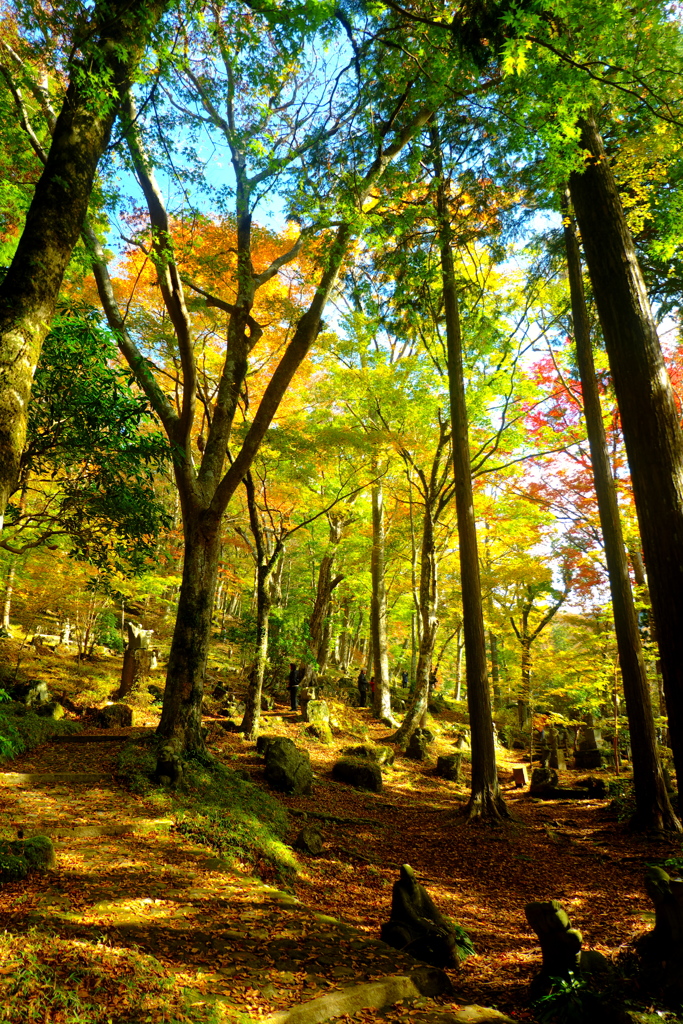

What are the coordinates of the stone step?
(52, 731, 154, 744)
(40, 819, 174, 838)
(0, 772, 113, 786)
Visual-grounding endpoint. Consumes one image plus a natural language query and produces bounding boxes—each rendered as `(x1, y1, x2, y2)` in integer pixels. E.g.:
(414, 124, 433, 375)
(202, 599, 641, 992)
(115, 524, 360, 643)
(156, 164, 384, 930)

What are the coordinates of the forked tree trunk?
(309, 514, 345, 672)
(371, 474, 392, 720)
(569, 115, 683, 794)
(430, 124, 509, 821)
(157, 512, 222, 753)
(562, 199, 679, 831)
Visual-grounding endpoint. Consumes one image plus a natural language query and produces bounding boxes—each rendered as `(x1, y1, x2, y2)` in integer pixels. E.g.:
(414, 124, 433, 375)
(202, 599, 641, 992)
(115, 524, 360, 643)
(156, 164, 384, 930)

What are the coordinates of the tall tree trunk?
(371, 473, 392, 720)
(2, 557, 15, 629)
(309, 514, 345, 672)
(562, 197, 679, 831)
(0, 0, 167, 525)
(392, 503, 439, 743)
(569, 115, 683, 794)
(157, 509, 222, 753)
(241, 563, 273, 741)
(430, 124, 508, 820)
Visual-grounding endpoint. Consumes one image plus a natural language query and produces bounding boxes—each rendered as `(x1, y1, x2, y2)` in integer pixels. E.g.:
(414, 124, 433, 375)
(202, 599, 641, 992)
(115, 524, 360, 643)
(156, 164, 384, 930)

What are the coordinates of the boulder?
(332, 756, 382, 792)
(381, 863, 470, 968)
(436, 753, 462, 782)
(97, 703, 133, 729)
(293, 827, 324, 855)
(406, 728, 431, 761)
(263, 738, 313, 795)
(304, 700, 333, 744)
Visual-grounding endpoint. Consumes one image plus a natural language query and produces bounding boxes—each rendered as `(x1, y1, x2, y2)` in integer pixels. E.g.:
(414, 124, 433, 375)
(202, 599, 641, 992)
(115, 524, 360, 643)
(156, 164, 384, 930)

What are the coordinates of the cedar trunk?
(431, 125, 508, 820)
(569, 117, 683, 794)
(562, 199, 679, 831)
(371, 475, 392, 720)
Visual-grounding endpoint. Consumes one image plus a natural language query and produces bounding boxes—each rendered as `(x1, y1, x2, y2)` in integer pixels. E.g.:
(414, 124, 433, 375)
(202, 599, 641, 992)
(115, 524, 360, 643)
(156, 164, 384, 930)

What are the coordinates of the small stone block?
(512, 766, 528, 788)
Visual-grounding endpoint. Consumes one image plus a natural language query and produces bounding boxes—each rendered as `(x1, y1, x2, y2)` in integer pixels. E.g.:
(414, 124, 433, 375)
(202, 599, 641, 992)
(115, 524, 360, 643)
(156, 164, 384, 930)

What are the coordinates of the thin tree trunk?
(455, 625, 463, 701)
(430, 123, 508, 820)
(371, 473, 392, 720)
(569, 115, 683, 794)
(563, 197, 679, 831)
(309, 514, 345, 672)
(392, 503, 439, 743)
(2, 558, 15, 629)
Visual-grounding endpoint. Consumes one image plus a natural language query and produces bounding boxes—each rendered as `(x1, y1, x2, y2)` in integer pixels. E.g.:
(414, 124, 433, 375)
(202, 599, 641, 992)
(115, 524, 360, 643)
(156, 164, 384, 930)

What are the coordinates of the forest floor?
(1, 691, 682, 1023)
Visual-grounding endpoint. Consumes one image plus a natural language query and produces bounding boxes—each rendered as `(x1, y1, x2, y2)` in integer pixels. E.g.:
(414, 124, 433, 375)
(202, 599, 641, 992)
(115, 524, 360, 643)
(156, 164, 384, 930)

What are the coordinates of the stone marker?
(380, 863, 469, 968)
(405, 728, 431, 761)
(512, 766, 528, 788)
(304, 700, 333, 744)
(637, 865, 683, 1001)
(525, 899, 608, 998)
(436, 753, 462, 782)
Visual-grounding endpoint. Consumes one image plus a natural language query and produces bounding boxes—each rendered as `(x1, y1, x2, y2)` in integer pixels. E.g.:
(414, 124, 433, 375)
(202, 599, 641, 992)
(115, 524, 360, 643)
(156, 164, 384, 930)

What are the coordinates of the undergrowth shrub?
(0, 929, 231, 1023)
(0, 700, 80, 763)
(117, 741, 297, 880)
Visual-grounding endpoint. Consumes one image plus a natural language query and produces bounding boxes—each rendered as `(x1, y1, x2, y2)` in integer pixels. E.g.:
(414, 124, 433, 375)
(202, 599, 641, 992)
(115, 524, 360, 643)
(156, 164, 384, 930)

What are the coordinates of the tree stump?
(116, 622, 154, 699)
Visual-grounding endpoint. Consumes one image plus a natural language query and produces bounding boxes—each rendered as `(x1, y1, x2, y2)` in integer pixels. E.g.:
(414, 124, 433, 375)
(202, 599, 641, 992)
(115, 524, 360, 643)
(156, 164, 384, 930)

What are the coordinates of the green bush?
(117, 741, 298, 880)
(95, 609, 124, 653)
(0, 704, 80, 763)
(534, 973, 611, 1024)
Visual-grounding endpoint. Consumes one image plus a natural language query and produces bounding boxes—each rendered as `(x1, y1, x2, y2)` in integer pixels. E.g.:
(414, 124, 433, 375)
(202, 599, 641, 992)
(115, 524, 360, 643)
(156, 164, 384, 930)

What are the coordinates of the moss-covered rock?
(332, 756, 382, 792)
(0, 835, 55, 883)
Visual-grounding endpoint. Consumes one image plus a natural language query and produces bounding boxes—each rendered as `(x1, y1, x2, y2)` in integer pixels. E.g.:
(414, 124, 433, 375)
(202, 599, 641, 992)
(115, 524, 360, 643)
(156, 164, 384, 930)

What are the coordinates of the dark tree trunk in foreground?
(371, 472, 392, 721)
(562, 199, 679, 831)
(0, 0, 167, 526)
(569, 116, 683, 794)
(431, 124, 509, 820)
(157, 509, 222, 752)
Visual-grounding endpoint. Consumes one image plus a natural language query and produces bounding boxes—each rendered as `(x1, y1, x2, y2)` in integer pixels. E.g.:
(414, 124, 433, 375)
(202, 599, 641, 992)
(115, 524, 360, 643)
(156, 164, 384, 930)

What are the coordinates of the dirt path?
(0, 732, 455, 1022)
(1, 714, 679, 1022)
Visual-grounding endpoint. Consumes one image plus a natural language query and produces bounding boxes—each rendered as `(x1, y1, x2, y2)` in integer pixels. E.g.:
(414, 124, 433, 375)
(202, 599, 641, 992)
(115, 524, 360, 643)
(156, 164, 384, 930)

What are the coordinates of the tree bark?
(562, 197, 679, 831)
(0, 0, 167, 526)
(430, 123, 508, 821)
(156, 509, 222, 753)
(569, 115, 683, 794)
(371, 472, 392, 720)
(392, 501, 439, 743)
(309, 513, 346, 672)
